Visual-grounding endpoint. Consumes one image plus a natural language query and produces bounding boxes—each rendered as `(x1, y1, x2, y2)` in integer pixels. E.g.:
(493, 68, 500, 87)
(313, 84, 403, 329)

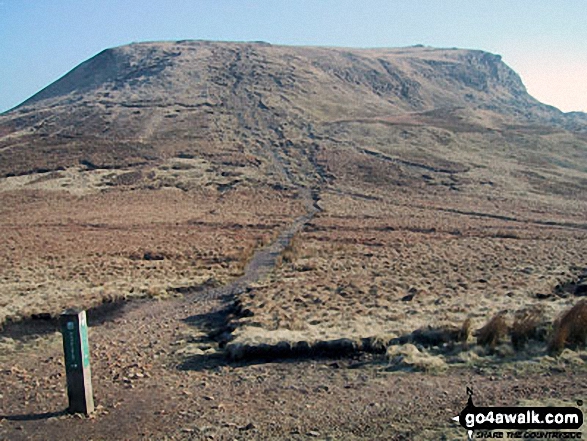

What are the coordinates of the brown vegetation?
(0, 41, 586, 440)
(549, 300, 587, 353)
(1, 40, 586, 360)
(276, 232, 303, 267)
(0, 182, 304, 326)
(227, 187, 586, 353)
(476, 312, 509, 349)
(459, 317, 473, 345)
(511, 307, 545, 350)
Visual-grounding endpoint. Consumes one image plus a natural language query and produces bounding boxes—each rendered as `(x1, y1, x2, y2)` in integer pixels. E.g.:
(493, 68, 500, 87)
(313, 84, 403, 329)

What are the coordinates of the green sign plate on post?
(60, 309, 94, 415)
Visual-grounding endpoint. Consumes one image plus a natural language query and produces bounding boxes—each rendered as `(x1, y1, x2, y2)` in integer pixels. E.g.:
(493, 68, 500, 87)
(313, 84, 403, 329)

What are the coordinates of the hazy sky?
(1, 0, 586, 113)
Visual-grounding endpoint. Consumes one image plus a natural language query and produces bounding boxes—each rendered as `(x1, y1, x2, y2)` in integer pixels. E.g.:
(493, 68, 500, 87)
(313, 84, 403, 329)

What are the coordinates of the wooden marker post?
(60, 309, 94, 415)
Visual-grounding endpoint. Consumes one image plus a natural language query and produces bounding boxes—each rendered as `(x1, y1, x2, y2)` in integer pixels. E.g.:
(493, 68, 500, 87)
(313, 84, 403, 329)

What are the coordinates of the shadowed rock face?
(0, 40, 586, 199)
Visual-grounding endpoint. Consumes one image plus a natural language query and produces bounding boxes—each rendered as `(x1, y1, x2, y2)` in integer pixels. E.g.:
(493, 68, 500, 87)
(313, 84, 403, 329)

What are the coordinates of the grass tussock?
(276, 232, 308, 268)
(510, 307, 544, 350)
(459, 317, 472, 345)
(234, 240, 258, 273)
(281, 234, 302, 264)
(476, 312, 509, 349)
(549, 300, 587, 354)
(225, 337, 362, 361)
(386, 344, 448, 373)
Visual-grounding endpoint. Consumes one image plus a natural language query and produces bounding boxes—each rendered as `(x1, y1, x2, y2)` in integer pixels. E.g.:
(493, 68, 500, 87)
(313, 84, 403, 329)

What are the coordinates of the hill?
(1, 41, 586, 199)
(1, 40, 587, 440)
(1, 38, 586, 325)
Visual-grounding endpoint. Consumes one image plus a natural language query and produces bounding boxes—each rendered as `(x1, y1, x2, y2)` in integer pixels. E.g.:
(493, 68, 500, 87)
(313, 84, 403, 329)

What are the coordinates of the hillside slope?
(1, 40, 586, 343)
(1, 41, 587, 441)
(0, 40, 586, 201)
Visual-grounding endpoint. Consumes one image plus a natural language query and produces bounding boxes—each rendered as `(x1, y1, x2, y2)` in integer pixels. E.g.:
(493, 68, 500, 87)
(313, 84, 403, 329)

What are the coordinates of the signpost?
(60, 309, 94, 415)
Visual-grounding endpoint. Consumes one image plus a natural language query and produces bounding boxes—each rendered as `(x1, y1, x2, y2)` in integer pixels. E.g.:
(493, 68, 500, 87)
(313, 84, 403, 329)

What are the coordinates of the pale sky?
(0, 0, 585, 113)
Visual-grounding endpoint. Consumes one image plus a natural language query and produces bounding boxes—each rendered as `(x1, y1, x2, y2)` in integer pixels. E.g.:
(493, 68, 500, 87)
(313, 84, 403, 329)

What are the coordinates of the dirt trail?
(1, 189, 586, 440)
(190, 190, 318, 304)
(1, 209, 586, 440)
(0, 185, 326, 440)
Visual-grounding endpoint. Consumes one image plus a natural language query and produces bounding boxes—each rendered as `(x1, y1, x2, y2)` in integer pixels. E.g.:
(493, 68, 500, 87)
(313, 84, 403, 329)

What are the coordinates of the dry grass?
(476, 312, 509, 349)
(0, 174, 304, 326)
(1, 40, 586, 376)
(2, 99, 586, 364)
(386, 344, 448, 373)
(276, 232, 303, 267)
(549, 300, 587, 354)
(459, 317, 473, 345)
(511, 307, 545, 350)
(227, 187, 586, 355)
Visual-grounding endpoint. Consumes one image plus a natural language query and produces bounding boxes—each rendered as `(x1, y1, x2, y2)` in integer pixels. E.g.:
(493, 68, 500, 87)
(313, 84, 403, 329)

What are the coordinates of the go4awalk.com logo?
(452, 388, 583, 440)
